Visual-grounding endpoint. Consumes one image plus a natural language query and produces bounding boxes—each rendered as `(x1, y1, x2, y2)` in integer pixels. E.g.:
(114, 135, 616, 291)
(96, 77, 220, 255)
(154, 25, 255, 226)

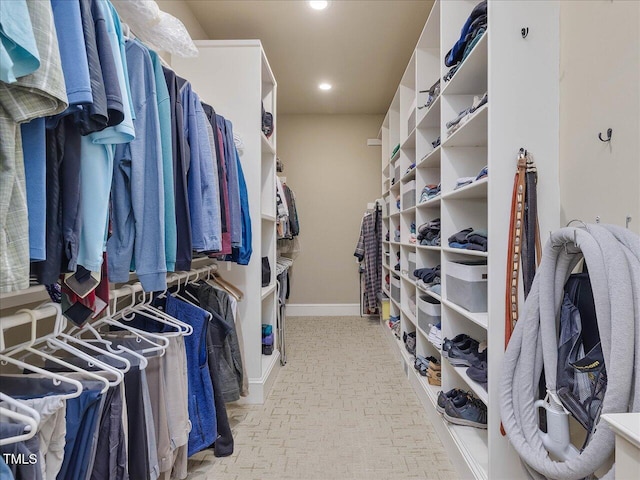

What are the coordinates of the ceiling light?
(318, 83, 332, 91)
(309, 1, 329, 10)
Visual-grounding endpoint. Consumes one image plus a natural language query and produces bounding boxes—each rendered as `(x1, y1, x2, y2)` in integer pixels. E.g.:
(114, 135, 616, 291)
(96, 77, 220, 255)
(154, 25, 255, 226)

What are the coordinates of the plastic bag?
(112, 0, 198, 58)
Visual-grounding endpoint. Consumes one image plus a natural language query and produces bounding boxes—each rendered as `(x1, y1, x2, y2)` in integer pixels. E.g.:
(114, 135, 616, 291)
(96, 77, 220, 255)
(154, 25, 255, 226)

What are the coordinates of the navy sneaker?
(446, 342, 481, 367)
(442, 334, 472, 353)
(443, 395, 487, 429)
(466, 361, 487, 390)
(436, 388, 467, 414)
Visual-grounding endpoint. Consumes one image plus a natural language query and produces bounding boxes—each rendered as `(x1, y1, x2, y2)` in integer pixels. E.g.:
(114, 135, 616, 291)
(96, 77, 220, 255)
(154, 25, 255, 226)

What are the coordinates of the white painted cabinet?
(172, 40, 280, 404)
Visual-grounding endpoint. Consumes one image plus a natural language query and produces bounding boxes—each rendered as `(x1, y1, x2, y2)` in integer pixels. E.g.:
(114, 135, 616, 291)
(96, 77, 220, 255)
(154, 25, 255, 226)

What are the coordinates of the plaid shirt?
(0, 0, 68, 292)
(354, 210, 382, 311)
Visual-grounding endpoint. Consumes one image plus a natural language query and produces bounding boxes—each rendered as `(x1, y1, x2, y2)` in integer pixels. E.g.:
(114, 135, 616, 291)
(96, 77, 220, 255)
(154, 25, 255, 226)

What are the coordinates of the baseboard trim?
(238, 350, 281, 404)
(286, 303, 361, 316)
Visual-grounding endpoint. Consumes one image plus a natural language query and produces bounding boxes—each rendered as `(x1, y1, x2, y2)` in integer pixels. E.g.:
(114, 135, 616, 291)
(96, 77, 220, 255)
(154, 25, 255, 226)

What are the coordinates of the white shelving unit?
(172, 40, 280, 404)
(378, 1, 560, 478)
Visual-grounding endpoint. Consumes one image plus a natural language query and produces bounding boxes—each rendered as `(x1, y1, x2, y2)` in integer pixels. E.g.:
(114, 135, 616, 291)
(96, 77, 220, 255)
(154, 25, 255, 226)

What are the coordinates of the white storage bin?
(402, 180, 416, 210)
(391, 275, 401, 303)
(408, 252, 416, 279)
(445, 260, 488, 312)
(418, 295, 441, 333)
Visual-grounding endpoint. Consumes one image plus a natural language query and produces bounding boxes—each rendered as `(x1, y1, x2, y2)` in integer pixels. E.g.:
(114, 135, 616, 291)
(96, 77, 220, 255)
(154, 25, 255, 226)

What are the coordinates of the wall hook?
(598, 128, 612, 142)
(595, 216, 601, 224)
(626, 215, 632, 229)
(521, 27, 529, 38)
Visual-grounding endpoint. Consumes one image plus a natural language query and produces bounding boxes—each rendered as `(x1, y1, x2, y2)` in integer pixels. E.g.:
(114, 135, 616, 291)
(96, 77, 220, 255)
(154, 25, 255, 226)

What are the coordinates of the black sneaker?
(442, 334, 471, 353)
(436, 388, 467, 414)
(443, 395, 487, 429)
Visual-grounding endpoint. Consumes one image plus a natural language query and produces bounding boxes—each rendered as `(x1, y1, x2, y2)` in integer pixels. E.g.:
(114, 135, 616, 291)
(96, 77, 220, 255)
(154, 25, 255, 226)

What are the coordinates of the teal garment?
(149, 49, 177, 272)
(107, 0, 134, 121)
(0, 0, 40, 83)
(76, 0, 136, 273)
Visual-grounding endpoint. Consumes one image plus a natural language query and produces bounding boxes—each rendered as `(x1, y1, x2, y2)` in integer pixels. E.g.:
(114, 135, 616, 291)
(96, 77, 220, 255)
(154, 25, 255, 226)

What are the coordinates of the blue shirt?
(107, 39, 166, 292)
(181, 82, 221, 252)
(50, 0, 92, 106)
(21, 118, 46, 261)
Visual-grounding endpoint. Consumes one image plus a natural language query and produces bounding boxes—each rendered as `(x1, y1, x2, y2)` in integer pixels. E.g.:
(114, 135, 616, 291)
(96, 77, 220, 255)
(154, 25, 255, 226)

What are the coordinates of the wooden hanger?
(210, 272, 243, 300)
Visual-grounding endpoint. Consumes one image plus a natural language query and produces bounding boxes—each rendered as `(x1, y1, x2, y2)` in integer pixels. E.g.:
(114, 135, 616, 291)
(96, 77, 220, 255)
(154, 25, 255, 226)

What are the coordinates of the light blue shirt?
(77, 0, 136, 273)
(0, 0, 40, 83)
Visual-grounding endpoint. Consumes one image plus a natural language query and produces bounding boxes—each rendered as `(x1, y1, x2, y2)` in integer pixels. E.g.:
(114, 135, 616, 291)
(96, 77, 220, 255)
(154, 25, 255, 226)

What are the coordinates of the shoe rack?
(379, 1, 561, 478)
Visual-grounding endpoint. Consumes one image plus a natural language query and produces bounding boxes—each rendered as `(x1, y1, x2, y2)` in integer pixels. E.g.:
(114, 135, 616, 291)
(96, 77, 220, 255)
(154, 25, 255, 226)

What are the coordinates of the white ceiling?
(184, 0, 434, 115)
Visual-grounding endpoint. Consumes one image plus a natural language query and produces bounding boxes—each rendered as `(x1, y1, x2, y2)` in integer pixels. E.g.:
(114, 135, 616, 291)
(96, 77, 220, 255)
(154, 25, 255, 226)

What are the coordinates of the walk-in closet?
(1, 1, 638, 480)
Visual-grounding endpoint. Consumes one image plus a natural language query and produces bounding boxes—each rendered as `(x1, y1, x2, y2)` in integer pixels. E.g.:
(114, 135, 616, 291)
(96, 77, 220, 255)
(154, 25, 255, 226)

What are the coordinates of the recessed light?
(309, 1, 329, 10)
(318, 83, 332, 91)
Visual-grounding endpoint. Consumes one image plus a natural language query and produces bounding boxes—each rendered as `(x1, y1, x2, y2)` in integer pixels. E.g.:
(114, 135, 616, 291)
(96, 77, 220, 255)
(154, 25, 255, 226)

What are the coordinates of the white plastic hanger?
(6, 309, 112, 393)
(0, 353, 83, 400)
(71, 295, 150, 369)
(0, 393, 40, 446)
(13, 305, 124, 386)
(92, 285, 168, 356)
(22, 303, 132, 374)
(120, 289, 188, 337)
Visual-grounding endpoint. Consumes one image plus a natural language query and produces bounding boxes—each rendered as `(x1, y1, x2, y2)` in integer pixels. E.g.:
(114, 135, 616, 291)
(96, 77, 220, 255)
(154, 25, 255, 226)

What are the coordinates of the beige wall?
(278, 115, 383, 304)
(156, 0, 208, 40)
(559, 1, 639, 234)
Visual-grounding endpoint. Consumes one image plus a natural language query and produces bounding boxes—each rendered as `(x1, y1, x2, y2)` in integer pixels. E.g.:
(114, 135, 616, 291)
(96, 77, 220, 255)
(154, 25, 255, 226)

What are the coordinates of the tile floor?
(185, 316, 455, 480)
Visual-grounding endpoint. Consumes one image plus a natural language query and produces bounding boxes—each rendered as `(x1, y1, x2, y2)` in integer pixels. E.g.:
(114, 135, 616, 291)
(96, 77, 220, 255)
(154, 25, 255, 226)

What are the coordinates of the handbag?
(261, 257, 271, 287)
(262, 103, 274, 138)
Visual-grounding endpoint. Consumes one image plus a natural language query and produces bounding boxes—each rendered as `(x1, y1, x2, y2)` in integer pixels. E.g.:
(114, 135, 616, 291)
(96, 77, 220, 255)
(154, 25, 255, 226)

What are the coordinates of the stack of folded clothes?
(419, 184, 441, 203)
(389, 315, 400, 338)
(413, 265, 441, 289)
(442, 334, 488, 391)
(394, 226, 401, 242)
(409, 222, 416, 244)
(405, 163, 416, 175)
(445, 92, 488, 137)
(454, 176, 475, 190)
(417, 218, 441, 246)
(396, 194, 401, 210)
(390, 143, 400, 159)
(394, 251, 400, 271)
(262, 324, 274, 355)
(431, 136, 441, 149)
(419, 78, 441, 110)
(453, 165, 488, 190)
(443, 1, 487, 83)
(448, 227, 488, 252)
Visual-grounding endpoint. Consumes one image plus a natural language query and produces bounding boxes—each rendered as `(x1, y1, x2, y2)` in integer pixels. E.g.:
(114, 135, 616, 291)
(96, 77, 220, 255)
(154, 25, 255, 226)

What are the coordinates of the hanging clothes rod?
(0, 304, 60, 343)
(0, 264, 219, 338)
(110, 263, 219, 302)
